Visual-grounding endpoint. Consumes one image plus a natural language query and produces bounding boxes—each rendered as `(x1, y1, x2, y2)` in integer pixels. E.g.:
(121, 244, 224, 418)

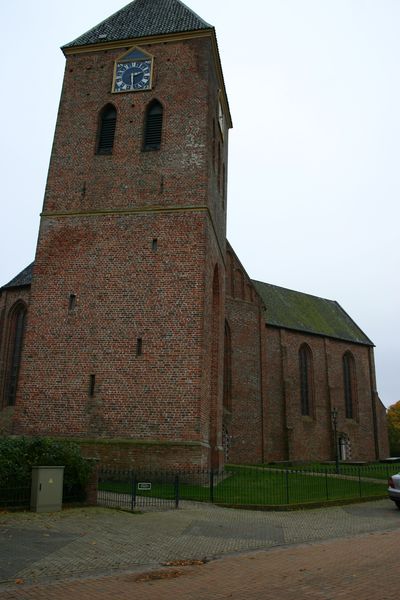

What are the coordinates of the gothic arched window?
(4, 303, 27, 407)
(143, 100, 163, 151)
(343, 351, 357, 419)
(96, 104, 117, 154)
(299, 343, 313, 416)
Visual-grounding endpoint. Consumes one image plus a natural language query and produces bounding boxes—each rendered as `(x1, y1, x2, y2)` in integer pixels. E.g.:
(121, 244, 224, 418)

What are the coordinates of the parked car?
(388, 473, 400, 509)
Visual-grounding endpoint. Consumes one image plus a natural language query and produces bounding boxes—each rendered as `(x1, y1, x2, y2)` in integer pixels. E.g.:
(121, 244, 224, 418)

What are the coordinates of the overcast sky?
(0, 1, 399, 408)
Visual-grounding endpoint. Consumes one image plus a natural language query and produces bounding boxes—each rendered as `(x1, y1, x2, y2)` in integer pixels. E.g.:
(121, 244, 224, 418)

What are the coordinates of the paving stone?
(0, 499, 398, 596)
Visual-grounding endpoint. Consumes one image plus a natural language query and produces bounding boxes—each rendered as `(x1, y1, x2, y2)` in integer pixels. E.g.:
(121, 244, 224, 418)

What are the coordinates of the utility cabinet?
(30, 466, 65, 513)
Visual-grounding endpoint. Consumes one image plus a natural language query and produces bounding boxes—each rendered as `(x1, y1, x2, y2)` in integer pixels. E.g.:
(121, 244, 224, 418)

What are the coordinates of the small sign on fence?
(138, 482, 152, 491)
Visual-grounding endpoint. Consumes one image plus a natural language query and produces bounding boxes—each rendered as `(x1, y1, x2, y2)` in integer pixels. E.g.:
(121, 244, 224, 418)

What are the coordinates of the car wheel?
(395, 501, 400, 510)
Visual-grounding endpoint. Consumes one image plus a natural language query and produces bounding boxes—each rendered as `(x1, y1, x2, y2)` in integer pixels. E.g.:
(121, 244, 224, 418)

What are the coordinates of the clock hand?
(130, 72, 134, 86)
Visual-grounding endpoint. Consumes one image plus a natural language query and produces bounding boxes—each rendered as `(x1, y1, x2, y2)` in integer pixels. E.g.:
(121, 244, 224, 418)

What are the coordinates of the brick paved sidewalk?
(0, 528, 398, 599)
(0, 500, 398, 598)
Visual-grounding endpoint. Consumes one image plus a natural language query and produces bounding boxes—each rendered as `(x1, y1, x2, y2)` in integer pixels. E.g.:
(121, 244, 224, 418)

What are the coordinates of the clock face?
(114, 60, 152, 92)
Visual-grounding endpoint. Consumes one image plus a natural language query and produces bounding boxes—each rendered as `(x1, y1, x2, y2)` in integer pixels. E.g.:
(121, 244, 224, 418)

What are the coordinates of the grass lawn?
(99, 465, 387, 506)
(257, 462, 394, 481)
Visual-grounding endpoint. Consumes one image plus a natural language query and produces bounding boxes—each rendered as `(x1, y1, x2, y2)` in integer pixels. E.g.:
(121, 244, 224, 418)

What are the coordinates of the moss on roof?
(253, 280, 373, 346)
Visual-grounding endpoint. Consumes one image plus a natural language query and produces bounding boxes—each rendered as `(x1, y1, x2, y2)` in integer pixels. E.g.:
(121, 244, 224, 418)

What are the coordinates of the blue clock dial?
(114, 60, 152, 92)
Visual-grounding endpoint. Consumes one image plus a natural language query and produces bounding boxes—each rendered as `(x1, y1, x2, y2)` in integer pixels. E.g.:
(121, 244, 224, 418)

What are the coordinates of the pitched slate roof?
(1, 263, 34, 290)
(253, 280, 373, 346)
(63, 0, 212, 49)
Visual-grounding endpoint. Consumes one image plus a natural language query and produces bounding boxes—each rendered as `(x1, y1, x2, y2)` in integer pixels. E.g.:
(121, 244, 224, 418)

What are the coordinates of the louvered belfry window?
(143, 100, 163, 151)
(97, 105, 117, 154)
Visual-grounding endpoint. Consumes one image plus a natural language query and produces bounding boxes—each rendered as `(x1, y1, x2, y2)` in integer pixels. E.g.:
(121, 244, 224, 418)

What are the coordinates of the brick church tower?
(12, 0, 232, 469)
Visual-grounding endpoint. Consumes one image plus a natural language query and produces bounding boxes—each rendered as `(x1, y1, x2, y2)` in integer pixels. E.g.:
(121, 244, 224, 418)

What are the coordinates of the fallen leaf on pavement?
(135, 570, 183, 583)
(161, 559, 207, 567)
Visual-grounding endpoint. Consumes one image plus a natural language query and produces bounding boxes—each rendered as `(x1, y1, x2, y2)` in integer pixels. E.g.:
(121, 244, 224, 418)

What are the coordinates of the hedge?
(0, 437, 92, 501)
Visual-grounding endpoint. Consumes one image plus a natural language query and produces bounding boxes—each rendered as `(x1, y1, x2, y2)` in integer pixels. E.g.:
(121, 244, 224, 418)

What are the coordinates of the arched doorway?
(338, 434, 351, 461)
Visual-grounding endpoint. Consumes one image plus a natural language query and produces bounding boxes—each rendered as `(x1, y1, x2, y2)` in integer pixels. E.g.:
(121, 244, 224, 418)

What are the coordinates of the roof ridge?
(252, 279, 337, 305)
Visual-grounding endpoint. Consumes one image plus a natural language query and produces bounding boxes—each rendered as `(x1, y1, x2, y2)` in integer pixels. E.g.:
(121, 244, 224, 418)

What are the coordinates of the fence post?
(130, 473, 136, 510)
(358, 466, 362, 498)
(325, 469, 329, 500)
(285, 469, 290, 505)
(174, 474, 180, 509)
(84, 459, 99, 506)
(210, 470, 214, 504)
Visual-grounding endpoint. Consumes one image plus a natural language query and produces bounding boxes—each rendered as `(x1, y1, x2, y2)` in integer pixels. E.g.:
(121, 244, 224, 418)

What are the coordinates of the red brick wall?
(80, 439, 210, 470)
(43, 38, 226, 245)
(376, 399, 389, 457)
(201, 241, 388, 465)
(12, 34, 226, 469)
(225, 246, 264, 464)
(2, 30, 389, 469)
(263, 326, 387, 462)
(367, 347, 390, 458)
(263, 327, 287, 461)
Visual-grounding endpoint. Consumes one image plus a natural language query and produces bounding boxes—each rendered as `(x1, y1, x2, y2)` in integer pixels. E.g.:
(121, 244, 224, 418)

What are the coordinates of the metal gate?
(97, 469, 179, 511)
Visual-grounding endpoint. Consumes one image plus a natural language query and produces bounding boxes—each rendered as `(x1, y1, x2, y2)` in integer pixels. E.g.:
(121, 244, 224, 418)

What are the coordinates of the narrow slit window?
(152, 238, 158, 252)
(97, 105, 117, 154)
(143, 100, 163, 151)
(89, 374, 96, 397)
(136, 338, 143, 356)
(69, 294, 76, 311)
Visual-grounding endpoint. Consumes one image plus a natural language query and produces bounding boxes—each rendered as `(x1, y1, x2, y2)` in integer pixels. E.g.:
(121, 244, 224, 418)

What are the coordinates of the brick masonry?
(264, 326, 389, 461)
(6, 33, 227, 470)
(224, 246, 389, 464)
(0, 9, 389, 467)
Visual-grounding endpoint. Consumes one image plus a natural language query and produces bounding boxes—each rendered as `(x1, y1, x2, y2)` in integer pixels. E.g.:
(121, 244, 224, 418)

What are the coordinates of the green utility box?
(30, 466, 65, 513)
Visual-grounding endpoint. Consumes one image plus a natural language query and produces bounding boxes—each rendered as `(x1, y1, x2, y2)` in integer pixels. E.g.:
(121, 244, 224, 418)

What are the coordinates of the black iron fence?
(0, 482, 87, 509)
(97, 463, 391, 510)
(0, 463, 393, 510)
(98, 469, 180, 510)
(0, 485, 31, 509)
